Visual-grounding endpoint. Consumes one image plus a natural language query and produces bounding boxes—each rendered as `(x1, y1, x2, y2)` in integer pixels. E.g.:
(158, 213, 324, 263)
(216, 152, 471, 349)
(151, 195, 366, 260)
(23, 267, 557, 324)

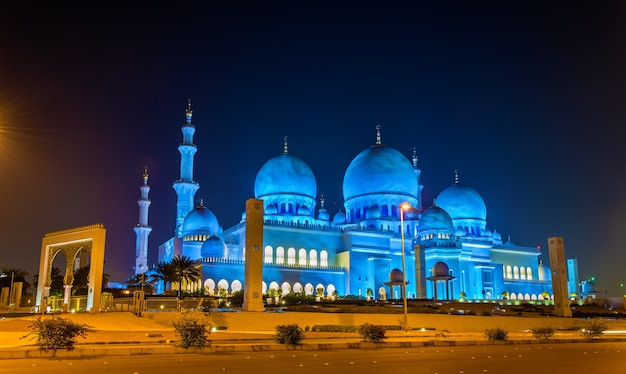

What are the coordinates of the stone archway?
(36, 224, 106, 313)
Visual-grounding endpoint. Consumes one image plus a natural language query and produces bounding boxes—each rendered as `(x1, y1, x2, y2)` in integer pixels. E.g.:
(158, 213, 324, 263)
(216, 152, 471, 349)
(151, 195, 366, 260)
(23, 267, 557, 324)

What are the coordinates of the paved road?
(4, 341, 625, 373)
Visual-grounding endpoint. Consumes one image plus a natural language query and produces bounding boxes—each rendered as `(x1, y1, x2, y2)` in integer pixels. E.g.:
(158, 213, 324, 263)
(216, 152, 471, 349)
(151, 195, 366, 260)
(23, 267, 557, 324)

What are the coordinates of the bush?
(580, 320, 608, 340)
(274, 324, 305, 345)
(531, 326, 555, 340)
(22, 316, 93, 351)
(484, 327, 508, 341)
(172, 312, 210, 348)
(358, 323, 386, 343)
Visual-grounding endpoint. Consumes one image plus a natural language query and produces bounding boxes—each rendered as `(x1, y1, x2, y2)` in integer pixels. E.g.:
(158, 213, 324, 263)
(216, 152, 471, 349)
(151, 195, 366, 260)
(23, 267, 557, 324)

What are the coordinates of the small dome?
(182, 204, 219, 236)
(318, 209, 330, 221)
(332, 211, 346, 224)
(436, 182, 487, 221)
(365, 205, 381, 219)
(389, 268, 404, 283)
(200, 236, 227, 259)
(432, 262, 450, 277)
(418, 205, 453, 233)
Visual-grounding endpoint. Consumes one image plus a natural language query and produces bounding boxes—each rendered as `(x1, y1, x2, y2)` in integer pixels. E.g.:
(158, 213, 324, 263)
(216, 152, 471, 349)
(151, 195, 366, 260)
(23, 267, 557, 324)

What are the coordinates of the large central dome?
(253, 137, 317, 218)
(254, 153, 317, 199)
(343, 145, 417, 201)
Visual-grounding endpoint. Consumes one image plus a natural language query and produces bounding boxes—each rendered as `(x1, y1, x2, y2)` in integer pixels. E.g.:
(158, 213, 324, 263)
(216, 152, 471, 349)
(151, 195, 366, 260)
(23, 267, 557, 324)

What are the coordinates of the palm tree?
(71, 266, 111, 295)
(150, 261, 177, 294)
(0, 267, 30, 295)
(33, 267, 64, 297)
(171, 255, 201, 297)
(125, 273, 155, 294)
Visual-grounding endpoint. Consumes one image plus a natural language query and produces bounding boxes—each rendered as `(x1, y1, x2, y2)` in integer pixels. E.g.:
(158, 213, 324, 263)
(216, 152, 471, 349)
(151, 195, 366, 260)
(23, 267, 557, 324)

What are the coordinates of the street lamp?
(400, 202, 411, 331)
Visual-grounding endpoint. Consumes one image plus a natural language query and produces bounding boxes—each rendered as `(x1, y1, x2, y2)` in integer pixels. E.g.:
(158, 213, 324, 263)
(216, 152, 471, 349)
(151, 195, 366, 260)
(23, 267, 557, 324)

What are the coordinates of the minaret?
(133, 167, 152, 275)
(172, 99, 200, 237)
(412, 147, 423, 212)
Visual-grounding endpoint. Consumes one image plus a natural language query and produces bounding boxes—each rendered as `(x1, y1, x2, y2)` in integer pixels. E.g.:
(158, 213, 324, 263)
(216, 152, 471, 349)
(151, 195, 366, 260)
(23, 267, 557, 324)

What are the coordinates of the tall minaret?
(412, 147, 423, 212)
(172, 99, 200, 237)
(133, 167, 152, 275)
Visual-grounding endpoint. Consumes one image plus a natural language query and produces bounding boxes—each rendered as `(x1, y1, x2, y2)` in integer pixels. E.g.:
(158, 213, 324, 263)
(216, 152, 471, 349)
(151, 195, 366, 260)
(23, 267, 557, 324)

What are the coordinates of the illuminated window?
(526, 267, 532, 280)
(293, 282, 303, 293)
(218, 279, 229, 293)
(276, 247, 285, 264)
(231, 280, 242, 292)
(304, 283, 314, 295)
(327, 284, 336, 296)
(281, 282, 291, 294)
(309, 249, 318, 266)
(287, 247, 296, 265)
(320, 250, 328, 267)
(513, 266, 519, 279)
(204, 278, 216, 295)
(298, 248, 307, 265)
(520, 267, 526, 280)
(506, 265, 513, 279)
(264, 246, 273, 264)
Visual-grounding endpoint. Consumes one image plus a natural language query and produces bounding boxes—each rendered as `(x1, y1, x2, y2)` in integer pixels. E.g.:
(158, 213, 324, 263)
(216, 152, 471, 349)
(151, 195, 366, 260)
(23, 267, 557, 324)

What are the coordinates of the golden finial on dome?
(185, 98, 193, 124)
(412, 147, 418, 168)
(142, 166, 149, 184)
(454, 169, 459, 184)
(283, 136, 289, 154)
(375, 124, 382, 145)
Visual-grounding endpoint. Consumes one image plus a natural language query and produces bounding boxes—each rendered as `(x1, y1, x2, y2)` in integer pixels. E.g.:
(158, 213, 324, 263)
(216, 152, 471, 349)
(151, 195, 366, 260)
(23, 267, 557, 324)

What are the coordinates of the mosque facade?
(150, 103, 571, 302)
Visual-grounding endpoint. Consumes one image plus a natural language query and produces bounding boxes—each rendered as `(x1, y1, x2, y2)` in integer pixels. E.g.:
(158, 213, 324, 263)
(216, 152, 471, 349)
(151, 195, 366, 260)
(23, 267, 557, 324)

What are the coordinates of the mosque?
(134, 102, 577, 302)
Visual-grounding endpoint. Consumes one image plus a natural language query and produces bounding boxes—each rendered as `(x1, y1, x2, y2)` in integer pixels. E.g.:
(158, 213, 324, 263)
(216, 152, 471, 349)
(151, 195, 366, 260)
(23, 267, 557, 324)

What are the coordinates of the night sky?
(1, 2, 624, 296)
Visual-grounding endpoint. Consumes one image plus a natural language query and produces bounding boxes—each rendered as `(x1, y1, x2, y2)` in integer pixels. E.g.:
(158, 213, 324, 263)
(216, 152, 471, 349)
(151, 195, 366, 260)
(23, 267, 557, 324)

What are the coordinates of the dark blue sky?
(1, 1, 624, 296)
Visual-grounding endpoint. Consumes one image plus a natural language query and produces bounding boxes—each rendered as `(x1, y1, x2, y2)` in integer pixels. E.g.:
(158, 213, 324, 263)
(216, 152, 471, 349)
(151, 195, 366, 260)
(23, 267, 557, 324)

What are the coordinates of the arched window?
(276, 247, 285, 264)
(231, 280, 243, 292)
(315, 283, 325, 296)
(264, 246, 273, 264)
(217, 279, 229, 293)
(520, 267, 526, 280)
(524, 293, 531, 300)
(281, 282, 291, 295)
(506, 265, 513, 279)
(269, 281, 279, 291)
(293, 282, 303, 294)
(513, 266, 519, 279)
(516, 292, 523, 300)
(262, 281, 267, 293)
(526, 267, 533, 280)
(298, 248, 307, 265)
(309, 249, 318, 266)
(287, 247, 296, 265)
(327, 284, 336, 297)
(531, 294, 537, 300)
(304, 283, 314, 295)
(204, 278, 216, 294)
(320, 250, 328, 267)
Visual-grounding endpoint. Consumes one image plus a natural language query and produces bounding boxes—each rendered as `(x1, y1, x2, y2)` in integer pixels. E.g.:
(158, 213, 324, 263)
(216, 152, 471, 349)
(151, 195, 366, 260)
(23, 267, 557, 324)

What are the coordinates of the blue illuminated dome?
(418, 205, 454, 233)
(182, 203, 219, 237)
(254, 137, 317, 216)
(343, 128, 418, 222)
(201, 235, 227, 259)
(435, 172, 487, 235)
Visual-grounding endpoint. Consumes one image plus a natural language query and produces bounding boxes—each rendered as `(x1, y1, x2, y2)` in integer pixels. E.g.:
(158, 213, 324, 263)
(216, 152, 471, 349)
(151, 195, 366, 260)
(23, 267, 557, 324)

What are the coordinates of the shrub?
(172, 312, 210, 348)
(531, 326, 555, 340)
(484, 327, 508, 341)
(22, 316, 93, 351)
(358, 323, 386, 343)
(580, 319, 608, 340)
(274, 324, 305, 345)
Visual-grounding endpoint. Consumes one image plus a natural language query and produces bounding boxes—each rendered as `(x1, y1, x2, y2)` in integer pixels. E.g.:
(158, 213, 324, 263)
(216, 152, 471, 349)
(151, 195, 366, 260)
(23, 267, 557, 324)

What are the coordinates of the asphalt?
(2, 309, 625, 360)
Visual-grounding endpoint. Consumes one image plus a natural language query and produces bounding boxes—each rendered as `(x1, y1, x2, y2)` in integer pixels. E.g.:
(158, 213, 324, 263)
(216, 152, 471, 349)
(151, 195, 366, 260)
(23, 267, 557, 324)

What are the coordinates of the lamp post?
(400, 202, 410, 331)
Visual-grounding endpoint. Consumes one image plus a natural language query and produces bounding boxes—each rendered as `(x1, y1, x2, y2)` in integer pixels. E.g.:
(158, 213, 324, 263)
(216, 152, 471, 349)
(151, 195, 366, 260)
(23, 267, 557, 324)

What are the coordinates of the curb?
(1, 337, 623, 360)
